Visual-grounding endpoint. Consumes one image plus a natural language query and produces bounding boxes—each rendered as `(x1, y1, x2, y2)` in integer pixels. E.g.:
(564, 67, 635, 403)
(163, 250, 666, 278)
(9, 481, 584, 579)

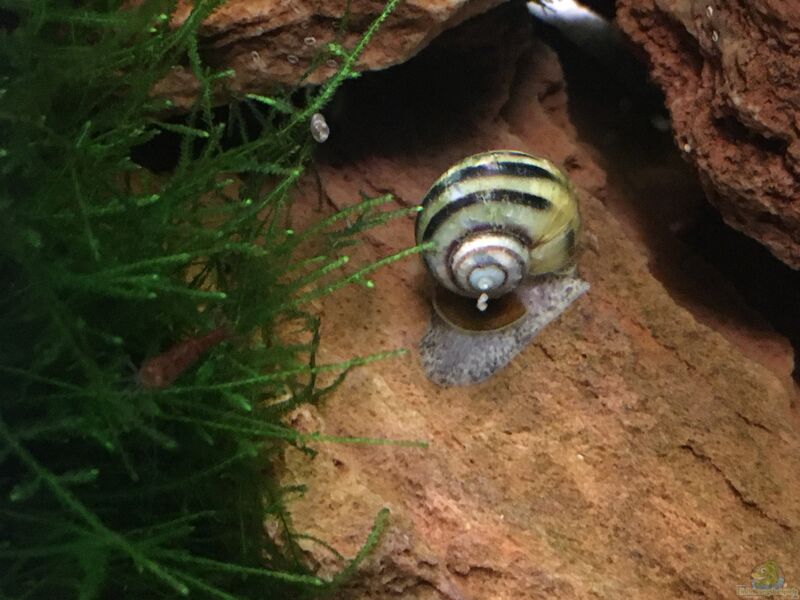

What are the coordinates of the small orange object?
(138, 326, 230, 389)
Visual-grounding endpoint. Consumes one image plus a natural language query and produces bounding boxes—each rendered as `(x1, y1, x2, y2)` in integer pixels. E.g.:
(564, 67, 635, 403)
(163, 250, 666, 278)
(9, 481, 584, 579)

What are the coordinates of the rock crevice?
(617, 0, 800, 268)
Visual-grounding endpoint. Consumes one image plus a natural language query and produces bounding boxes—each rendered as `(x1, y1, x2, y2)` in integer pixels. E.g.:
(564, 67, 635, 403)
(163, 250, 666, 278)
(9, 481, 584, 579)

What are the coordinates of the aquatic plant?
(0, 0, 420, 597)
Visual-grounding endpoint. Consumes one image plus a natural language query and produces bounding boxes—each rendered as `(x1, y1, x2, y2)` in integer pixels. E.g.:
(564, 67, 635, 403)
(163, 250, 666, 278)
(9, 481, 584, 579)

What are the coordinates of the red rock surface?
(276, 5, 800, 598)
(616, 0, 800, 269)
(150, 0, 504, 109)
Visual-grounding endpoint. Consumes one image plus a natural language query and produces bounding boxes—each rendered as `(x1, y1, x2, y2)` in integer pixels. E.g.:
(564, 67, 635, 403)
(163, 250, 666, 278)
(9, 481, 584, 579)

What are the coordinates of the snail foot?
(420, 274, 589, 386)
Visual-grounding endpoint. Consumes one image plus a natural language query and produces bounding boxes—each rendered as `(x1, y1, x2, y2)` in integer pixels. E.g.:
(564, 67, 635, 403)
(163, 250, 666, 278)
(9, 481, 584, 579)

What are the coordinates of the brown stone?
(150, 0, 504, 110)
(275, 4, 800, 598)
(616, 0, 800, 269)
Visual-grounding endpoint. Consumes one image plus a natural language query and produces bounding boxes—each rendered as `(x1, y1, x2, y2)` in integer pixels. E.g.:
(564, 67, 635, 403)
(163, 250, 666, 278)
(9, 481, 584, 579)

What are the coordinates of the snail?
(415, 150, 589, 386)
(310, 112, 330, 143)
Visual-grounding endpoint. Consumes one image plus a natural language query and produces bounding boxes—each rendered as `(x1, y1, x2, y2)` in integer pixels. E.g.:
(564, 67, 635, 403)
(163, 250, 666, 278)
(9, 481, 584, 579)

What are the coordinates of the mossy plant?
(0, 0, 422, 597)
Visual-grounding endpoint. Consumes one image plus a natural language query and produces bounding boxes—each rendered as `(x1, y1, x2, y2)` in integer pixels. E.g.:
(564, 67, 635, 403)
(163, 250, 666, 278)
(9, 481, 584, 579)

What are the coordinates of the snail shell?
(416, 150, 589, 386)
(310, 112, 330, 143)
(415, 150, 580, 304)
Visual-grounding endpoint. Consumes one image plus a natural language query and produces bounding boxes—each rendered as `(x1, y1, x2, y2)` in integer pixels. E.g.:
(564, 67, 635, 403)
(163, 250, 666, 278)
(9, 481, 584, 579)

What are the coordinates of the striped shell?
(415, 150, 580, 299)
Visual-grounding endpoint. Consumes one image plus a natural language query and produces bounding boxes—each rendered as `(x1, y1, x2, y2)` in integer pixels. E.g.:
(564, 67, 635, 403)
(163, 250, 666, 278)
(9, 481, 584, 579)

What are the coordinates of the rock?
(150, 0, 504, 110)
(277, 4, 800, 598)
(616, 0, 800, 269)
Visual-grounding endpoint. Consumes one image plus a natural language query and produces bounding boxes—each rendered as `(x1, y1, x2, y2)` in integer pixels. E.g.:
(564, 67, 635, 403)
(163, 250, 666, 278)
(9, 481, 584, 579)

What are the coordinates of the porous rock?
(616, 0, 800, 269)
(279, 4, 800, 599)
(150, 0, 504, 109)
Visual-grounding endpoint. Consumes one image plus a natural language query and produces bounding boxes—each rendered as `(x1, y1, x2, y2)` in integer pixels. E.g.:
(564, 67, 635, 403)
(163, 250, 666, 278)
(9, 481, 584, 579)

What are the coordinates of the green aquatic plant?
(0, 0, 421, 597)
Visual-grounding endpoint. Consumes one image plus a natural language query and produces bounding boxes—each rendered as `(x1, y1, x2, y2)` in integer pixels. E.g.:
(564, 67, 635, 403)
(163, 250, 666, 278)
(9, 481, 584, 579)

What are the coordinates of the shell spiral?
(415, 150, 580, 299)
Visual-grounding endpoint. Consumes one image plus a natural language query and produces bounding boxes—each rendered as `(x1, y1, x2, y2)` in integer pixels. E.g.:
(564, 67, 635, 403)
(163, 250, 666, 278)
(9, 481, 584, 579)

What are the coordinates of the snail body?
(419, 273, 589, 386)
(415, 150, 580, 308)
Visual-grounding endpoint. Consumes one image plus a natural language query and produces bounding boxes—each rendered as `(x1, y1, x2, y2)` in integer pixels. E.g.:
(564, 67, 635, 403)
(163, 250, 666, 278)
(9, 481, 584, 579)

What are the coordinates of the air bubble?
(304, 36, 316, 47)
(287, 54, 299, 65)
(251, 51, 265, 68)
